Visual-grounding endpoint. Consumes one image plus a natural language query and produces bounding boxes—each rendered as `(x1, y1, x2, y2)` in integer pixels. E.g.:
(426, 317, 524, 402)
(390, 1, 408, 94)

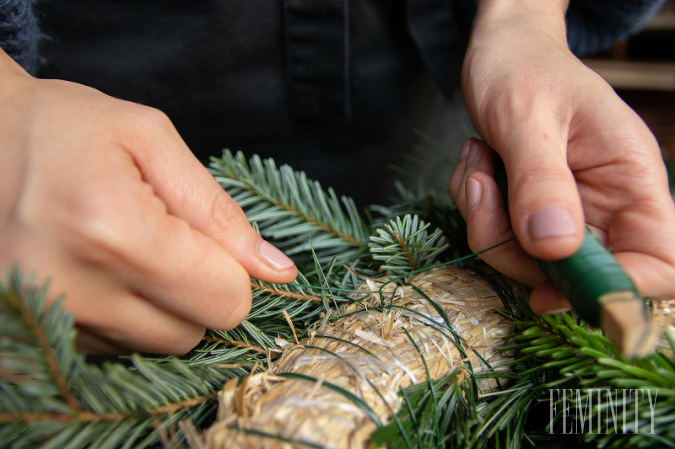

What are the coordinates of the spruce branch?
(250, 281, 325, 304)
(370, 181, 470, 262)
(210, 150, 369, 269)
(369, 215, 449, 276)
(208, 272, 332, 352)
(496, 304, 675, 448)
(0, 270, 240, 449)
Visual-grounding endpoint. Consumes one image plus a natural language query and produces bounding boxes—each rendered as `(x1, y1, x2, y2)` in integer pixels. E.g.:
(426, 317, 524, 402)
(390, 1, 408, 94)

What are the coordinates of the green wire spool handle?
(494, 159, 659, 358)
(538, 229, 637, 328)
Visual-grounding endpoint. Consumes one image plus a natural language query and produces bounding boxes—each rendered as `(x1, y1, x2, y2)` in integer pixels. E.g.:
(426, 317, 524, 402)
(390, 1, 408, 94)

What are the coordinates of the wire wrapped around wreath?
(186, 265, 521, 448)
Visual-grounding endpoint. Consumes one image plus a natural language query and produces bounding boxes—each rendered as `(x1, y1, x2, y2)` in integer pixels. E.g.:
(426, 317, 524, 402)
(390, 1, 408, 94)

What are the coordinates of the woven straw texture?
(189, 265, 517, 448)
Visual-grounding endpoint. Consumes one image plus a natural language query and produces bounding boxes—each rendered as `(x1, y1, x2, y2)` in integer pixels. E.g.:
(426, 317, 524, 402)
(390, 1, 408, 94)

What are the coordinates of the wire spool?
(187, 265, 520, 449)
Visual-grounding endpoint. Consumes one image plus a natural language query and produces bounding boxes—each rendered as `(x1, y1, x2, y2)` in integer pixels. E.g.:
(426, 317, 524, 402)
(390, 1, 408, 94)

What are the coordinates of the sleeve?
(566, 0, 667, 55)
(0, 0, 41, 74)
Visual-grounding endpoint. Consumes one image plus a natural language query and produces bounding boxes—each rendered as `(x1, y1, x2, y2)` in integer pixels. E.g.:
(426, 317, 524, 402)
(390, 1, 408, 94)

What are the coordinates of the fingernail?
(466, 177, 482, 212)
(530, 296, 572, 315)
(536, 306, 571, 316)
(528, 207, 576, 240)
(259, 241, 295, 269)
(459, 139, 473, 161)
(466, 141, 481, 166)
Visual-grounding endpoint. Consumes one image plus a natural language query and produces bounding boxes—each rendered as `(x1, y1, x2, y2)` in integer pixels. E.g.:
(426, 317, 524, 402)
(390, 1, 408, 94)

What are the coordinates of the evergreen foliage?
(369, 214, 449, 276)
(210, 150, 370, 273)
(0, 270, 229, 449)
(1, 150, 673, 448)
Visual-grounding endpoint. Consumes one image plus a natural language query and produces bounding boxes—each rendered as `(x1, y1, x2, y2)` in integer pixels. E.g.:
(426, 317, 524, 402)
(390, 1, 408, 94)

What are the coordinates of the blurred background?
(583, 0, 675, 161)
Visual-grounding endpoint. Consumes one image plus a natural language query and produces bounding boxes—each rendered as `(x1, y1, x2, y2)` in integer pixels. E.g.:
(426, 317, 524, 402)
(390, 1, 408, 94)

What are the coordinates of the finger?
(528, 281, 571, 315)
(609, 197, 675, 299)
(72, 291, 206, 355)
(449, 139, 544, 286)
(615, 253, 675, 300)
(7, 232, 210, 355)
(465, 171, 544, 286)
(10, 221, 216, 354)
(128, 211, 256, 331)
(498, 121, 585, 261)
(54, 145, 256, 332)
(449, 139, 474, 203)
(120, 107, 297, 284)
(450, 138, 499, 217)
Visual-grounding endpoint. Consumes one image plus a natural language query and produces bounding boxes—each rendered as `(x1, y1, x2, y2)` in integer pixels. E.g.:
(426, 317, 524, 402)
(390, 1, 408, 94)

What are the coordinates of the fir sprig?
(210, 150, 370, 270)
(370, 181, 469, 262)
(369, 215, 449, 276)
(210, 286, 323, 351)
(0, 270, 237, 449)
(520, 312, 675, 447)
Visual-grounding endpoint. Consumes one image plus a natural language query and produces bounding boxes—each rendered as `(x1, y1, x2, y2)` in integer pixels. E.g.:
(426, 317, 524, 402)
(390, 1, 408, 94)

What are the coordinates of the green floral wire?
(285, 237, 516, 302)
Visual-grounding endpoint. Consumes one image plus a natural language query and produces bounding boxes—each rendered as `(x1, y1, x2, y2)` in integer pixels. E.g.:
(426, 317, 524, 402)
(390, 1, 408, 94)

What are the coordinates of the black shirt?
(37, 0, 472, 204)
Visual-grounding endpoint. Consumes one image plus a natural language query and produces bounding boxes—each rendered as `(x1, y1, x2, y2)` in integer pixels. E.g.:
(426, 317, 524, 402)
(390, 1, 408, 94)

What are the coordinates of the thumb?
(501, 136, 585, 261)
(123, 108, 297, 283)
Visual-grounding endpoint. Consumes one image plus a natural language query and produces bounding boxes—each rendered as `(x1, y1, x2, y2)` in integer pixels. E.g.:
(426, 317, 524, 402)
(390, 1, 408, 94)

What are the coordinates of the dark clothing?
(0, 0, 667, 203)
(31, 1, 476, 203)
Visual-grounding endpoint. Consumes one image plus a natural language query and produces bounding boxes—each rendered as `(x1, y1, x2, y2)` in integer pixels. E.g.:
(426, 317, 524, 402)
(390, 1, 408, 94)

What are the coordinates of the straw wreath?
(187, 265, 521, 448)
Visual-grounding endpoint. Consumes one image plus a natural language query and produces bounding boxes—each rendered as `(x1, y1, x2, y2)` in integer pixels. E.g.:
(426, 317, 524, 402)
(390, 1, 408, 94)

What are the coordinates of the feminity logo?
(548, 388, 660, 435)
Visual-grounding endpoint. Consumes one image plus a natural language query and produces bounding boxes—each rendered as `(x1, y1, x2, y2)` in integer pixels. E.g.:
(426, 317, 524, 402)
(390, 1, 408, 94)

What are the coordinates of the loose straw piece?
(282, 310, 300, 346)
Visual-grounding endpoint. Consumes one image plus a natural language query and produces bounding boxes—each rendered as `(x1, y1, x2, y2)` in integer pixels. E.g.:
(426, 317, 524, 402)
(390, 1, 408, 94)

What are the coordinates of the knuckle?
(138, 106, 172, 129)
(511, 160, 571, 192)
(207, 190, 250, 235)
(45, 192, 134, 266)
(122, 103, 177, 138)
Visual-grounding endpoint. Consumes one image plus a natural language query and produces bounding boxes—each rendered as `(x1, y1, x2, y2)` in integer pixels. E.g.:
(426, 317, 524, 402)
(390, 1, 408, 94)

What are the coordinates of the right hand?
(0, 50, 297, 355)
(449, 0, 675, 314)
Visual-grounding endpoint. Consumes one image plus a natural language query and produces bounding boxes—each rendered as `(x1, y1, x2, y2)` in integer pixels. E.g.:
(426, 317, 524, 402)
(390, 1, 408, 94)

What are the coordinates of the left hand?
(449, 0, 675, 313)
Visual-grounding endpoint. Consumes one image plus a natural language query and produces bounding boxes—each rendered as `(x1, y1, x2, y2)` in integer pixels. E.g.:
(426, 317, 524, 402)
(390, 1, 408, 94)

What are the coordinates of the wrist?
(476, 0, 569, 17)
(473, 0, 569, 44)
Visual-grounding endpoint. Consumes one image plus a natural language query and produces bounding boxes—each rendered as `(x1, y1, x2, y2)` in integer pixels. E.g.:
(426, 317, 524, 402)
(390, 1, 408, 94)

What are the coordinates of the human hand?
(449, 0, 675, 313)
(0, 50, 297, 355)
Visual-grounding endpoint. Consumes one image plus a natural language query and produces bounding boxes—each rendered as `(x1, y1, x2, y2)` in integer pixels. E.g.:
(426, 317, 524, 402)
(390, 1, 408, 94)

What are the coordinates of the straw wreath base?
(187, 265, 520, 449)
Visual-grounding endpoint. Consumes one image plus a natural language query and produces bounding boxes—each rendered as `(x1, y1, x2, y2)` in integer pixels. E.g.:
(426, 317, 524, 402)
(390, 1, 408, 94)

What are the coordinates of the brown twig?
(251, 282, 330, 304)
(7, 289, 80, 411)
(392, 232, 418, 272)
(201, 335, 268, 355)
(0, 394, 217, 424)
